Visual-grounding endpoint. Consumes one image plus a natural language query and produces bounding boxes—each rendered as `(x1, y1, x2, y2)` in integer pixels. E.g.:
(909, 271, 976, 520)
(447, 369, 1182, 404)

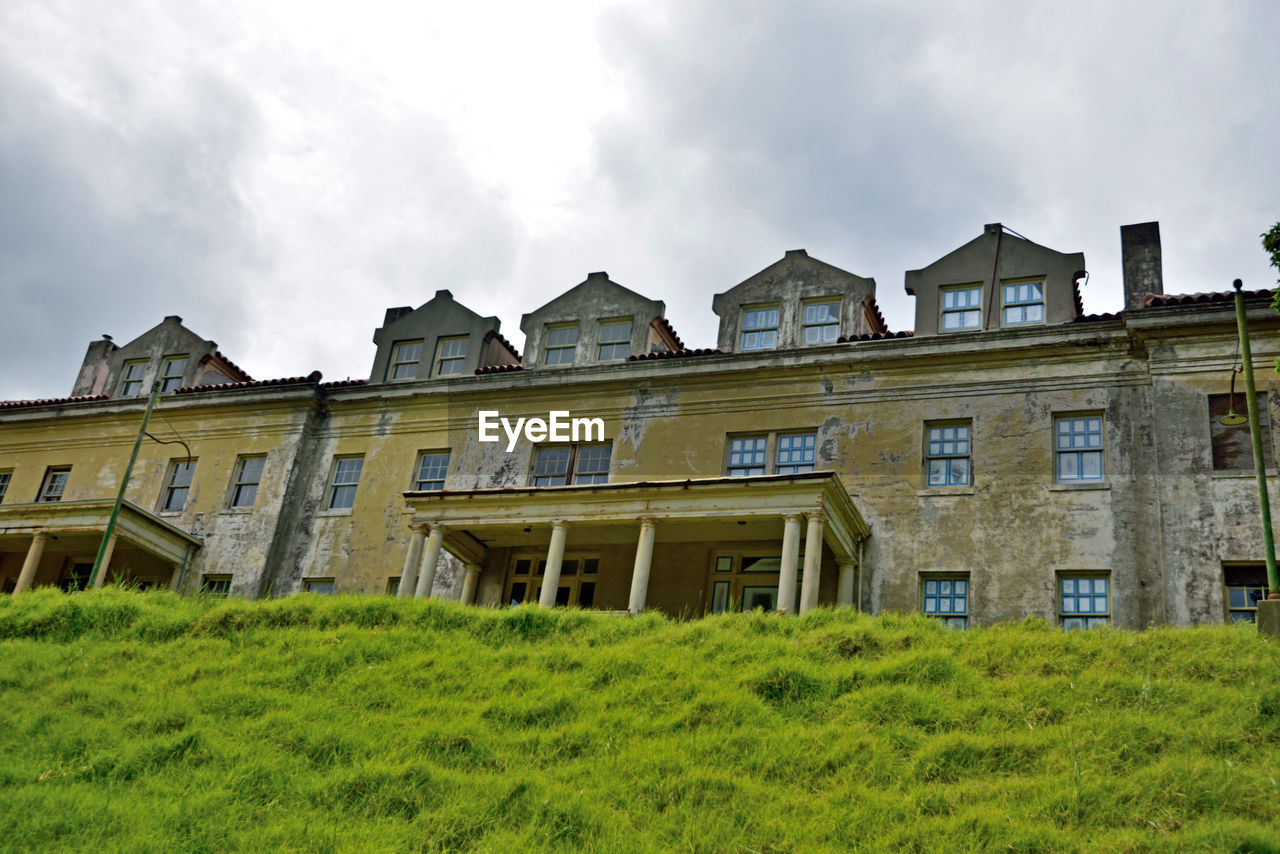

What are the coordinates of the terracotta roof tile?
(654, 316, 685, 350)
(627, 347, 721, 361)
(475, 363, 525, 374)
(862, 295, 890, 335)
(319, 378, 368, 389)
(1143, 289, 1274, 307)
(212, 350, 253, 381)
(484, 330, 522, 361)
(1073, 312, 1121, 323)
(174, 371, 323, 394)
(0, 394, 111, 410)
(837, 331, 914, 343)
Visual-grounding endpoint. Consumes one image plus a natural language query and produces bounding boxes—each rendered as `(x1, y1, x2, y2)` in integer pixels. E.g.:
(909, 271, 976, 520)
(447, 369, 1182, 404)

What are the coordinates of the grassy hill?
(2, 589, 1279, 853)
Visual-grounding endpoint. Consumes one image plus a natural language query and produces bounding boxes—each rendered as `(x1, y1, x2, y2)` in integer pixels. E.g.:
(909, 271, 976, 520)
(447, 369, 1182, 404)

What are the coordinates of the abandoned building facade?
(1, 222, 1277, 629)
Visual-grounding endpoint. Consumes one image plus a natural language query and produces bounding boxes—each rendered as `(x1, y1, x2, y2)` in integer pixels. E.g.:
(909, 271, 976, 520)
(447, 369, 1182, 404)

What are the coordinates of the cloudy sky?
(2, 0, 1277, 400)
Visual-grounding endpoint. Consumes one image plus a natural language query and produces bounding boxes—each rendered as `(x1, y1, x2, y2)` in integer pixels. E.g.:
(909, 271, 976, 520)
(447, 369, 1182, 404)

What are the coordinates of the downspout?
(856, 538, 865, 612)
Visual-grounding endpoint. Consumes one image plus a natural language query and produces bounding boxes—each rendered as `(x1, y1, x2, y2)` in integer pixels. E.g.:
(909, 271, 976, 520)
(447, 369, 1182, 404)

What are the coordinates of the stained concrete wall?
(70, 316, 237, 397)
(520, 273, 666, 367)
(368, 290, 512, 383)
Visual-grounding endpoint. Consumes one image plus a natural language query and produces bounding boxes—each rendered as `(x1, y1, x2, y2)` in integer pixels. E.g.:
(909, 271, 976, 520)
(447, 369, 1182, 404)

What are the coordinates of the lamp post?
(87, 380, 161, 589)
(1231, 279, 1279, 600)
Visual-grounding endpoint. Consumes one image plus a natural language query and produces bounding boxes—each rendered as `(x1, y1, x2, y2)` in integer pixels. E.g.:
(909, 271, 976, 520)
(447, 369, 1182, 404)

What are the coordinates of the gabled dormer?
(519, 272, 675, 369)
(904, 224, 1087, 337)
(370, 290, 516, 383)
(71, 316, 251, 398)
(712, 250, 882, 353)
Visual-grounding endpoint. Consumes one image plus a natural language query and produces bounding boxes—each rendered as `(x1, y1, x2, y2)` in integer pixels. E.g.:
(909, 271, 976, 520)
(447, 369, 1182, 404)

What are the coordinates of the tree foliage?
(1265, 222, 1280, 310)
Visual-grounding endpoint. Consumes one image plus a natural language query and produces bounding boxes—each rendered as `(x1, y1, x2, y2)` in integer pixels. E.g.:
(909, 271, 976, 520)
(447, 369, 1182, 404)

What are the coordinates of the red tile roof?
(0, 394, 111, 410)
(475, 363, 525, 374)
(211, 350, 253, 382)
(654, 316, 685, 350)
(863, 295, 890, 335)
(174, 371, 323, 394)
(485, 330, 522, 361)
(1143, 289, 1274, 307)
(320, 379, 369, 389)
(628, 347, 721, 361)
(837, 331, 914, 343)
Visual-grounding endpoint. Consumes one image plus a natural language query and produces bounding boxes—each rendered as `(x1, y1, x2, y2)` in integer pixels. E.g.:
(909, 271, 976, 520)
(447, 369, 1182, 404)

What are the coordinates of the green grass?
(2, 589, 1280, 852)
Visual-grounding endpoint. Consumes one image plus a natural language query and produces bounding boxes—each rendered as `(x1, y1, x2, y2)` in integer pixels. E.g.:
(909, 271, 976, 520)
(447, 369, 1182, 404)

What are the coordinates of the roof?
(653, 316, 685, 350)
(0, 394, 110, 411)
(628, 347, 721, 361)
(1143, 288, 1274, 308)
(174, 371, 323, 394)
(475, 363, 525, 375)
(863, 295, 890, 335)
(485, 330, 522, 361)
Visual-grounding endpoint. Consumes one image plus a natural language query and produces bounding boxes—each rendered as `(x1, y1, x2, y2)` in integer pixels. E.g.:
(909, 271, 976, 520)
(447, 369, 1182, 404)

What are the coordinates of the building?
(1, 222, 1276, 628)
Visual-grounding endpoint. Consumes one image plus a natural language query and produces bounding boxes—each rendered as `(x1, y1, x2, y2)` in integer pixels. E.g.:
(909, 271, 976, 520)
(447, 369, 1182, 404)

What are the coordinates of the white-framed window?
(802, 300, 841, 344)
(229, 456, 265, 508)
(414, 450, 450, 491)
(160, 356, 188, 392)
(740, 306, 779, 350)
(327, 456, 364, 510)
(1055, 415, 1104, 482)
(531, 443, 611, 486)
(940, 285, 982, 332)
(597, 319, 633, 361)
(926, 423, 971, 486)
(120, 361, 147, 396)
(1224, 566, 1269, 624)
(433, 336, 469, 377)
(1002, 279, 1045, 326)
(921, 575, 969, 629)
(161, 459, 197, 512)
(726, 431, 818, 477)
(0, 470, 10, 504)
(38, 467, 70, 502)
(201, 574, 232, 596)
(544, 324, 579, 366)
(388, 340, 423, 380)
(1059, 574, 1109, 629)
(304, 578, 335, 595)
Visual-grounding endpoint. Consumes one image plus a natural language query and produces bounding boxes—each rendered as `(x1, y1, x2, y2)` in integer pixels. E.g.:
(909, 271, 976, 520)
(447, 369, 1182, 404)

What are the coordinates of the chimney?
(1121, 222, 1163, 311)
(382, 306, 413, 326)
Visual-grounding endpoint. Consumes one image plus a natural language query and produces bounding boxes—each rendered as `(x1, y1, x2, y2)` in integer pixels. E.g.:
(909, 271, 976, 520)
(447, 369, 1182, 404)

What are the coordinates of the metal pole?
(1232, 279, 1279, 597)
(87, 381, 161, 589)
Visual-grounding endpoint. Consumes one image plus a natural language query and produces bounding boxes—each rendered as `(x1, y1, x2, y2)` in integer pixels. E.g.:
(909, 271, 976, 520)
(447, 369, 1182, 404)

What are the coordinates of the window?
(120, 361, 147, 396)
(1210, 393, 1272, 472)
(389, 340, 423, 380)
(327, 456, 364, 510)
(740, 306, 779, 350)
(706, 553, 805, 615)
(414, 451, 450, 490)
(1002, 279, 1045, 326)
(1059, 575, 1109, 629)
(227, 456, 265, 508)
(0, 470, 10, 504)
(162, 460, 197, 512)
(160, 356, 188, 392)
(597, 319, 633, 361)
(1224, 566, 1269, 623)
(1055, 415, 1104, 482)
(386, 577, 401, 596)
(201, 574, 232, 596)
(802, 300, 841, 344)
(544, 325, 579, 366)
(727, 431, 818, 476)
(531, 443, 611, 486)
(38, 467, 70, 502)
(940, 285, 982, 332)
(433, 336, 469, 376)
(506, 554, 599, 607)
(921, 575, 969, 629)
(304, 578, 335, 595)
(926, 423, 971, 486)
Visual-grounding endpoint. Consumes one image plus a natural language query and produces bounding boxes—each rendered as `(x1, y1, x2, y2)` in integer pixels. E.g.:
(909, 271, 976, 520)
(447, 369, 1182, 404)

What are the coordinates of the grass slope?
(1, 589, 1280, 852)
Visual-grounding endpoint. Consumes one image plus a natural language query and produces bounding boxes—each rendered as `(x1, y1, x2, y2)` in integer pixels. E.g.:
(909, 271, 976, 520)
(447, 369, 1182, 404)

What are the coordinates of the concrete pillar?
(13, 532, 48, 594)
(92, 533, 119, 589)
(460, 563, 481, 605)
(777, 514, 802, 614)
(798, 513, 824, 615)
(399, 525, 427, 599)
(836, 559, 857, 608)
(627, 518, 657, 613)
(168, 564, 184, 592)
(414, 525, 445, 599)
(538, 521, 569, 609)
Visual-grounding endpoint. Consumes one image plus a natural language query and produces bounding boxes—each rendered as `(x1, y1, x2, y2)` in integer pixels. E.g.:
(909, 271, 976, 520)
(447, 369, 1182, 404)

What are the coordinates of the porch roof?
(0, 499, 203, 566)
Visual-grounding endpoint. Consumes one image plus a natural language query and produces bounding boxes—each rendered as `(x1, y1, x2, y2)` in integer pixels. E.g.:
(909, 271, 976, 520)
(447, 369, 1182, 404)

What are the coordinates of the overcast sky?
(2, 0, 1277, 400)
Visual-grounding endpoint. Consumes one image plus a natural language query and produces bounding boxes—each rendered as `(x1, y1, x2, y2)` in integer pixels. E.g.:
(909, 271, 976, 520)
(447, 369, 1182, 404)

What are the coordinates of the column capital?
(782, 513, 802, 524)
(31, 530, 49, 542)
(551, 519, 570, 531)
(805, 511, 825, 524)
(637, 517, 657, 528)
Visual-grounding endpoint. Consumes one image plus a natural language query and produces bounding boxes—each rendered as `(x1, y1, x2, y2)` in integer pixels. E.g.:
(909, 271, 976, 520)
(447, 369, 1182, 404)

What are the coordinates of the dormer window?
(120, 361, 147, 396)
(1002, 279, 1045, 326)
(160, 356, 188, 392)
(741, 306, 779, 350)
(389, 340, 423, 380)
(597, 319, 632, 361)
(544, 324, 579, 366)
(940, 285, 982, 332)
(802, 300, 841, 344)
(433, 336, 468, 376)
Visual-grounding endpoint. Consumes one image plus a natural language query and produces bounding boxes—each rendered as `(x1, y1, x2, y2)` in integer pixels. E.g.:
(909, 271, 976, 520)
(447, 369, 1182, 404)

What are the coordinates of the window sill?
(316, 508, 354, 517)
(156, 510, 184, 518)
(218, 507, 254, 515)
(917, 486, 975, 497)
(1211, 470, 1277, 479)
(1048, 481, 1110, 492)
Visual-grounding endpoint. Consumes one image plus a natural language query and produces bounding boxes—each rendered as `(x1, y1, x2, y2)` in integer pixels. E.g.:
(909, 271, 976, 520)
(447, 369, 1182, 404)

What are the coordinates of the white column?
(538, 521, 569, 609)
(92, 533, 119, 589)
(399, 525, 427, 599)
(798, 513, 824, 615)
(837, 559, 857, 607)
(460, 563, 481, 605)
(13, 532, 48, 594)
(414, 525, 445, 599)
(776, 514, 802, 614)
(627, 518, 657, 613)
